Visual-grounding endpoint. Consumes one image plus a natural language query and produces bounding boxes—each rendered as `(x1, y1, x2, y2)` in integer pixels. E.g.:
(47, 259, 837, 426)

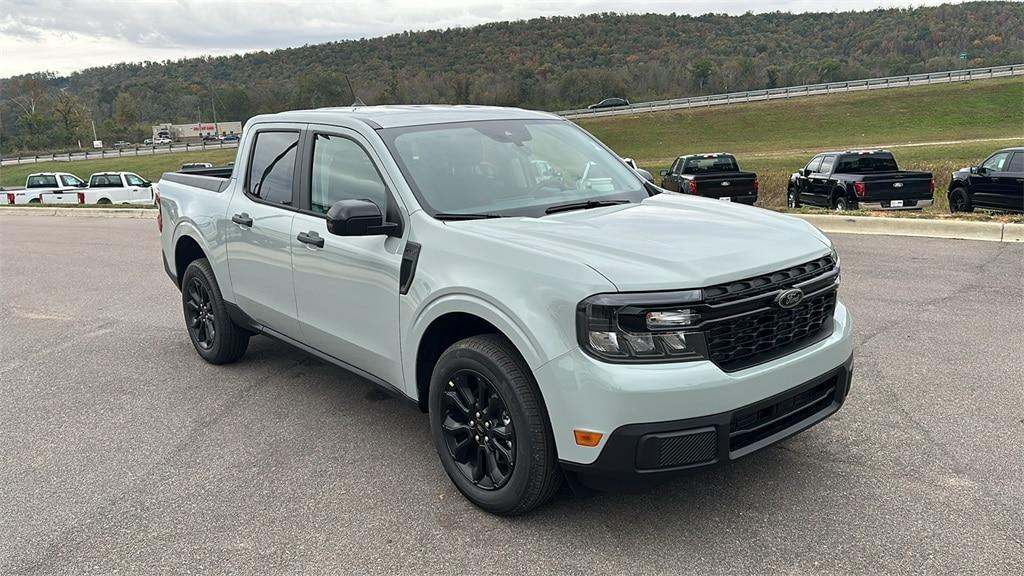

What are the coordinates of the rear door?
(289, 126, 407, 386)
(224, 125, 303, 338)
(1004, 152, 1024, 211)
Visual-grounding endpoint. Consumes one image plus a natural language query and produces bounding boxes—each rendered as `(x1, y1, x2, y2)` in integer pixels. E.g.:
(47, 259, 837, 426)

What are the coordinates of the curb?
(793, 214, 1022, 243)
(0, 206, 157, 219)
(1, 206, 1021, 243)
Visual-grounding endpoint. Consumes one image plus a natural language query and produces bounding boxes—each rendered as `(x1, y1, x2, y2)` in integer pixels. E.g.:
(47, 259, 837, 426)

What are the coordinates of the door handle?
(231, 213, 253, 227)
(297, 231, 325, 248)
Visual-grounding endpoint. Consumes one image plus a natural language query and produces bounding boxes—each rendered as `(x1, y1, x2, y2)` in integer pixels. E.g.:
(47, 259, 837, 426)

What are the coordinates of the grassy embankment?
(580, 76, 1024, 215)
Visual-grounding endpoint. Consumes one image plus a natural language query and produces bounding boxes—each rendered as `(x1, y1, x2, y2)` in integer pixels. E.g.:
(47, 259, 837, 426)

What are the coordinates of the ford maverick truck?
(158, 106, 854, 515)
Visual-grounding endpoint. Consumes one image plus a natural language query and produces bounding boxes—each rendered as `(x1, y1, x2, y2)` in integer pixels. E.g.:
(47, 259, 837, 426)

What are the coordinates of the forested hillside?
(2, 1, 1021, 154)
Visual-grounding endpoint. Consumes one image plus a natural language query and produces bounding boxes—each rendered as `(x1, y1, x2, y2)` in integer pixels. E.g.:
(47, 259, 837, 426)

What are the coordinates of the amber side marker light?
(574, 430, 604, 447)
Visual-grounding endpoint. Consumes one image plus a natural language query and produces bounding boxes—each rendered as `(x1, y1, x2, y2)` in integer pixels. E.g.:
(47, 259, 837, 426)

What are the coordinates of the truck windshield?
(380, 119, 647, 218)
(835, 153, 899, 173)
(682, 155, 738, 174)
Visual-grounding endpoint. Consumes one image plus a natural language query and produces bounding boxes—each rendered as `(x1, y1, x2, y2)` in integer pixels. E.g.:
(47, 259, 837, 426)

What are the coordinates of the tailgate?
(860, 174, 932, 201)
(39, 190, 82, 204)
(697, 173, 757, 198)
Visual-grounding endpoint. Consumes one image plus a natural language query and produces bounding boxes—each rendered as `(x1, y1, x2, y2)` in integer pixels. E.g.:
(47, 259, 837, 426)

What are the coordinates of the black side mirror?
(802, 169, 812, 177)
(78, 182, 88, 188)
(975, 166, 986, 175)
(326, 199, 399, 237)
(969, 166, 978, 174)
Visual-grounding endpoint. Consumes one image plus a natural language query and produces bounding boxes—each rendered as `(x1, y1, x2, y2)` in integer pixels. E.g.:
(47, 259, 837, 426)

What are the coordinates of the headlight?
(576, 291, 710, 363)
(830, 246, 841, 286)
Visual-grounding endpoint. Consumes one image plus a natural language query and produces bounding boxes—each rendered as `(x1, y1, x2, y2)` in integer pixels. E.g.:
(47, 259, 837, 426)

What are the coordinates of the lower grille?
(729, 375, 839, 453)
(707, 289, 837, 372)
(636, 427, 717, 470)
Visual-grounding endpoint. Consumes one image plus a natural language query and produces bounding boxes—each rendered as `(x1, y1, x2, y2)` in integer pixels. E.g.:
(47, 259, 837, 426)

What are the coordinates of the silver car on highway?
(157, 105, 854, 515)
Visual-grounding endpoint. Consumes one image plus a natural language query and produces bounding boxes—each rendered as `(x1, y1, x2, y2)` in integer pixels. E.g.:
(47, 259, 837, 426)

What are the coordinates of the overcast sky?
(1, 0, 962, 77)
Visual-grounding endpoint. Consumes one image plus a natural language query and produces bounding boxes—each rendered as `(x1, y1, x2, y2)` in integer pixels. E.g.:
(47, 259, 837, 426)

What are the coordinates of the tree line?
(2, 2, 1021, 154)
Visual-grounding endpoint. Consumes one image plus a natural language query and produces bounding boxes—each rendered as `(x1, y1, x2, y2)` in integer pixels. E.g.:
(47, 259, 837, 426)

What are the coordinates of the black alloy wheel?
(440, 368, 516, 490)
(185, 277, 216, 350)
(950, 188, 972, 213)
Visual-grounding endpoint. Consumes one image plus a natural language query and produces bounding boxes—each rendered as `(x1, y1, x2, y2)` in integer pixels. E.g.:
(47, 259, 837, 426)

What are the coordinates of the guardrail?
(558, 64, 1024, 119)
(0, 140, 240, 167)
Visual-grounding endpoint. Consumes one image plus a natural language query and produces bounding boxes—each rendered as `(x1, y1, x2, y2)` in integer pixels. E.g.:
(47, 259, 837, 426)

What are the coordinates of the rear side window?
(90, 174, 122, 188)
(27, 175, 58, 188)
(247, 131, 299, 205)
(310, 134, 388, 214)
(818, 155, 837, 174)
(1007, 152, 1024, 173)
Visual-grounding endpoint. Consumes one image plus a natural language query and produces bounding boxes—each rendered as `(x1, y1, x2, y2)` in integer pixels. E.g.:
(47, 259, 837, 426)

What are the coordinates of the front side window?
(27, 175, 58, 188)
(381, 119, 647, 217)
(125, 174, 147, 187)
(60, 175, 84, 187)
(818, 155, 837, 174)
(982, 152, 1010, 172)
(805, 156, 823, 173)
(310, 134, 387, 214)
(247, 131, 298, 205)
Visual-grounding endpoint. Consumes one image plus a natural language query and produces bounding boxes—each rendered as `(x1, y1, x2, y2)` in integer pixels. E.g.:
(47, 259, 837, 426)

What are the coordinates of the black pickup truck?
(948, 147, 1024, 213)
(788, 150, 933, 211)
(659, 153, 758, 205)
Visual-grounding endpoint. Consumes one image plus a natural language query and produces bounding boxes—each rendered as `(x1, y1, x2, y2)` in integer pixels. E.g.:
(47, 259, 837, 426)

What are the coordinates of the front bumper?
(534, 301, 854, 468)
(859, 198, 933, 210)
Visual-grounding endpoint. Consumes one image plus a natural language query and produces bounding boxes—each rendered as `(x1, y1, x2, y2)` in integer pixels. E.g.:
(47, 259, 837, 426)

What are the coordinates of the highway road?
(1, 215, 1021, 575)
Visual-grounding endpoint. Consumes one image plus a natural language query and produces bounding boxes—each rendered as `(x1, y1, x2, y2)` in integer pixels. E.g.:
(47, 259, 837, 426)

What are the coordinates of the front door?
(973, 151, 1011, 209)
(290, 127, 406, 386)
(225, 127, 303, 338)
(809, 155, 836, 206)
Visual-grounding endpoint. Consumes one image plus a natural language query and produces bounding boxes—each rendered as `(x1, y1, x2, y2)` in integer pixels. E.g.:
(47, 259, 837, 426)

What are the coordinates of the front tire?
(834, 196, 852, 211)
(181, 258, 249, 364)
(787, 186, 801, 208)
(949, 187, 973, 213)
(429, 334, 561, 515)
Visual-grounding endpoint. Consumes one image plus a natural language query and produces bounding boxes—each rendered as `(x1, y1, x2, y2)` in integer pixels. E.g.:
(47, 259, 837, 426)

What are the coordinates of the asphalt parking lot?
(1, 214, 1021, 575)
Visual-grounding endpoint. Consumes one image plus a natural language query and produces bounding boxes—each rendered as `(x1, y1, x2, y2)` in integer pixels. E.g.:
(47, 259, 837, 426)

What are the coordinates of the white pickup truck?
(3, 172, 87, 204)
(39, 172, 156, 205)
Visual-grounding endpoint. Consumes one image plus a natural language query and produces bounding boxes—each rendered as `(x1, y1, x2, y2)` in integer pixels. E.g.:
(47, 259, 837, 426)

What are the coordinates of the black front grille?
(707, 290, 836, 371)
(703, 255, 835, 304)
(729, 375, 839, 453)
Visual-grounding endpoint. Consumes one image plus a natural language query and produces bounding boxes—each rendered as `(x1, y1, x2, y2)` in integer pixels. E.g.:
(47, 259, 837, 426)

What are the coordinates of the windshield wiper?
(434, 212, 503, 221)
(544, 199, 630, 215)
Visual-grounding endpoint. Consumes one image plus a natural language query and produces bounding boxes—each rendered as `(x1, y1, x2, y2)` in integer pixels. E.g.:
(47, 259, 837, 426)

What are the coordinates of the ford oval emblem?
(893, 182, 903, 188)
(775, 288, 804, 309)
(721, 181, 731, 186)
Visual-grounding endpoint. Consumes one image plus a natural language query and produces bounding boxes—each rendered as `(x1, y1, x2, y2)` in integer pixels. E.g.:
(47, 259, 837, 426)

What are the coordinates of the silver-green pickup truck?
(158, 105, 854, 515)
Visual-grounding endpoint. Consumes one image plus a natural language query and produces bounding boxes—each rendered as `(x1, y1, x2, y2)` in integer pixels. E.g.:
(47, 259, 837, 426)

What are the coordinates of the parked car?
(622, 157, 655, 183)
(948, 147, 1024, 213)
(113, 140, 132, 148)
(158, 106, 853, 515)
(143, 138, 154, 145)
(588, 97, 629, 109)
(39, 171, 156, 205)
(2, 172, 86, 204)
(154, 137, 173, 145)
(788, 150, 933, 211)
(660, 153, 758, 205)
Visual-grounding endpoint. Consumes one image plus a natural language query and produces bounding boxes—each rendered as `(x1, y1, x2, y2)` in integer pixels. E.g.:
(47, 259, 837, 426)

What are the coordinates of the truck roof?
(675, 153, 733, 159)
(251, 105, 561, 130)
(29, 172, 78, 177)
(815, 149, 892, 156)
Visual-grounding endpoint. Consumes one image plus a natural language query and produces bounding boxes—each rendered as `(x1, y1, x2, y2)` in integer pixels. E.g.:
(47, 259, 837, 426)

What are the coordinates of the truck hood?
(449, 194, 832, 291)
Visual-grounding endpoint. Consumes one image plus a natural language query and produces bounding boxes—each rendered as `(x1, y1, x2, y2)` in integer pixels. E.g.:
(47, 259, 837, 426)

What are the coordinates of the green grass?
(579, 76, 1024, 214)
(0, 148, 238, 188)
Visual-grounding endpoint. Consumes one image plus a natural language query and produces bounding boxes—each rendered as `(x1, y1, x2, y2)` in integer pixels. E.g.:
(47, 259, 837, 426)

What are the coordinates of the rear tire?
(429, 334, 561, 515)
(949, 187, 973, 213)
(181, 258, 249, 364)
(28, 198, 40, 204)
(97, 198, 112, 205)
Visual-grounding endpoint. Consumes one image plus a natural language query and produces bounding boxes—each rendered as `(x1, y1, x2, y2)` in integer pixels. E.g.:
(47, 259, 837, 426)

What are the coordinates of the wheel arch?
(408, 296, 556, 413)
(173, 233, 208, 287)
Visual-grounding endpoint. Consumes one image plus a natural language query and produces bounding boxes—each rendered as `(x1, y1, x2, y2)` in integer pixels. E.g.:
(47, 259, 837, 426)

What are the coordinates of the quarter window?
(310, 134, 388, 214)
(982, 152, 1010, 172)
(247, 131, 299, 205)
